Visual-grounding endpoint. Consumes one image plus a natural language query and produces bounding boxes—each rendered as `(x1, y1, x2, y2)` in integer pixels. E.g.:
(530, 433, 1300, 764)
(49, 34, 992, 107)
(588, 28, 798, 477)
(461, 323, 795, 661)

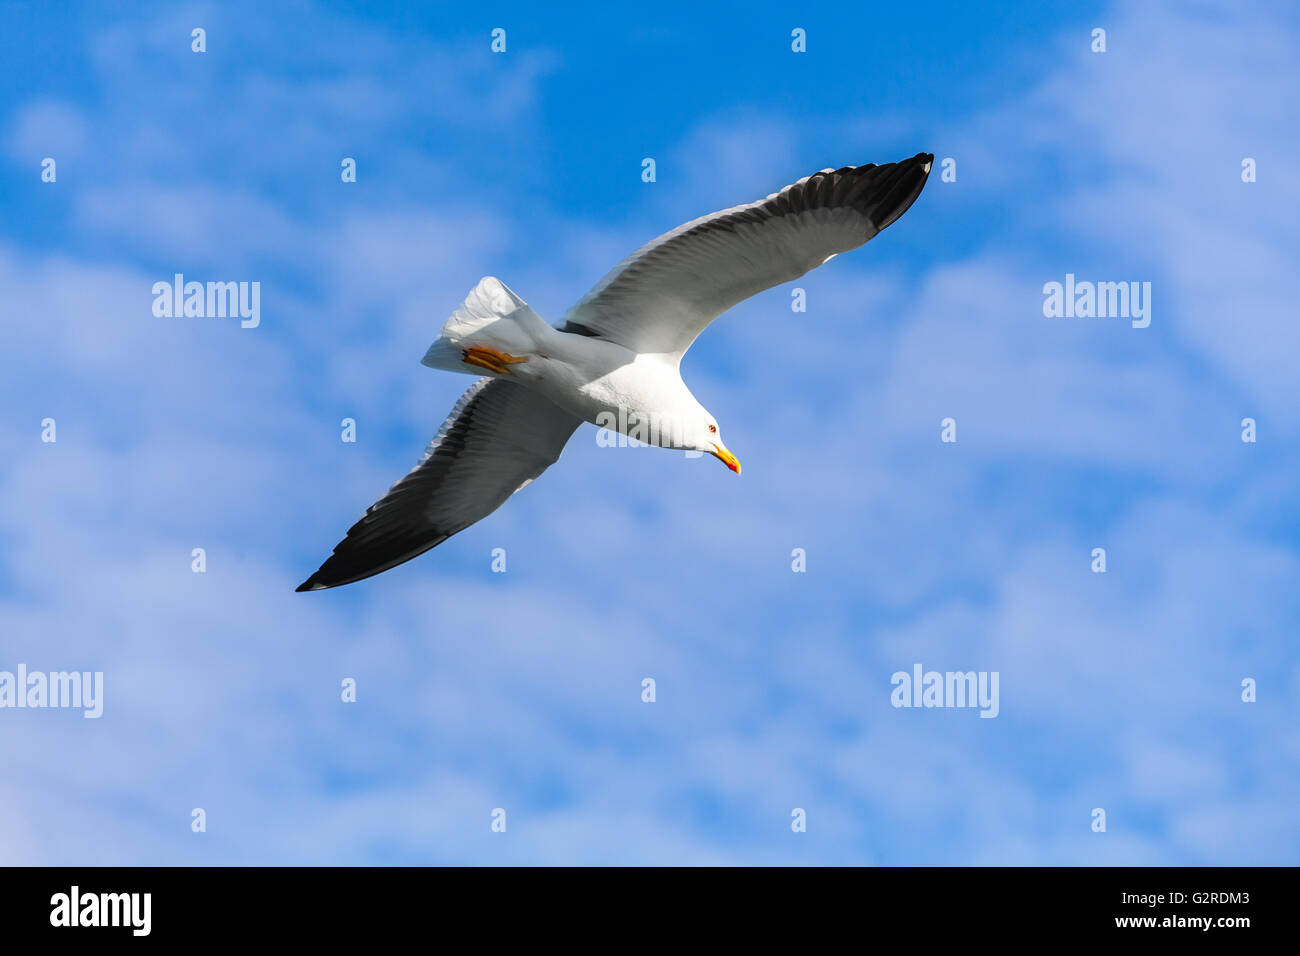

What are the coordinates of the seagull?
(298, 152, 933, 591)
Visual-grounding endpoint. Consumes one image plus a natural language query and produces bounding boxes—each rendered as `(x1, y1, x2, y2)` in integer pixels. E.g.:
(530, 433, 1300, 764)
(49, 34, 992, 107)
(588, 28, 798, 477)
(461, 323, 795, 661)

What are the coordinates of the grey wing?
(561, 152, 933, 358)
(297, 378, 581, 591)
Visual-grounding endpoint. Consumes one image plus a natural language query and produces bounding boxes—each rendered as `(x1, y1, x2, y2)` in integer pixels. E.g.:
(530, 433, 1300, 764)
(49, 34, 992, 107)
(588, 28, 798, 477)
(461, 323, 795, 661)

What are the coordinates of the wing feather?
(297, 378, 581, 591)
(561, 152, 933, 357)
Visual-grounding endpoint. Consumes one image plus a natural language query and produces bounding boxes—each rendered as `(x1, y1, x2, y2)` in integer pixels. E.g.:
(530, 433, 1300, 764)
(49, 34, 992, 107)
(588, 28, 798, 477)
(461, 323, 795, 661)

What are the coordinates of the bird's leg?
(462, 346, 530, 375)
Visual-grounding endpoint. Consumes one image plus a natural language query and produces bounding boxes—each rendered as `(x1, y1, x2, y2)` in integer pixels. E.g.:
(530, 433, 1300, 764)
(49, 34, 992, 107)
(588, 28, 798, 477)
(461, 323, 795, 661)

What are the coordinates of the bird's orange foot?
(462, 346, 530, 375)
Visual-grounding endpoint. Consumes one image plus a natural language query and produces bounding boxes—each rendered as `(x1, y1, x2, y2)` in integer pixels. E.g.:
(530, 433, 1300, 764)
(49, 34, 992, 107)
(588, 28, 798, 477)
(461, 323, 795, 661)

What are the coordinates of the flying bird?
(298, 152, 933, 591)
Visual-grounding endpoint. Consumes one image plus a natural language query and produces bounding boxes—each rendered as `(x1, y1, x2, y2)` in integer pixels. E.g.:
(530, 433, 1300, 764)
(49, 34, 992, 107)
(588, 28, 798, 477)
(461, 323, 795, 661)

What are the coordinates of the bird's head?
(694, 414, 740, 474)
(651, 392, 741, 473)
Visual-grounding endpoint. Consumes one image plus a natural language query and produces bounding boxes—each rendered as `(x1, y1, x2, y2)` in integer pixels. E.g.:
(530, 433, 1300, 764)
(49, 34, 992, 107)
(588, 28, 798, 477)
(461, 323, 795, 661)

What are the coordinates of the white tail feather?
(421, 277, 550, 375)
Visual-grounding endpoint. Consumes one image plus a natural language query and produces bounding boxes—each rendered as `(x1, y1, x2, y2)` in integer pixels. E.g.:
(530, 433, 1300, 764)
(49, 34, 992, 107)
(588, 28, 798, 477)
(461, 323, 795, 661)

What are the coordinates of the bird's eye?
(708, 424, 717, 434)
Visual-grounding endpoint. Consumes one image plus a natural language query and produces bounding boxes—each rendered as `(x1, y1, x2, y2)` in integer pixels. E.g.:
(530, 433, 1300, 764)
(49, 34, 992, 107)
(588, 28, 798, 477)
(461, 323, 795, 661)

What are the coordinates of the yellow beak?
(710, 442, 741, 474)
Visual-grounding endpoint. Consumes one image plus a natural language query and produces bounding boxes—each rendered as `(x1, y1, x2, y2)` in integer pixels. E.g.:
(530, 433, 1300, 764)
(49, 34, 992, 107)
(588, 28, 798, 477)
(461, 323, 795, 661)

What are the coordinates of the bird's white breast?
(523, 329, 694, 445)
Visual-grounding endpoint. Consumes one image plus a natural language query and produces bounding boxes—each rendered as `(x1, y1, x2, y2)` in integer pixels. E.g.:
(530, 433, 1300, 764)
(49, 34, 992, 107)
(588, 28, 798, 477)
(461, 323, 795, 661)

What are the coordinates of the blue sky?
(1, 0, 1297, 864)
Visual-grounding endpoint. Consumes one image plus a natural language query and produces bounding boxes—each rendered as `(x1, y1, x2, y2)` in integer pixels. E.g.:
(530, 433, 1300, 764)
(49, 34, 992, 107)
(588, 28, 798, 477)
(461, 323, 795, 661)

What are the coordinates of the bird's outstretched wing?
(561, 152, 933, 358)
(297, 378, 581, 591)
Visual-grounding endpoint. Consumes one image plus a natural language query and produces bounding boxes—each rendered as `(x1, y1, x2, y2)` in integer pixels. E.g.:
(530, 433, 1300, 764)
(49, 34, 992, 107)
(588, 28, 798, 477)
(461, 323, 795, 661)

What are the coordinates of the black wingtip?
(295, 575, 327, 593)
(863, 151, 934, 234)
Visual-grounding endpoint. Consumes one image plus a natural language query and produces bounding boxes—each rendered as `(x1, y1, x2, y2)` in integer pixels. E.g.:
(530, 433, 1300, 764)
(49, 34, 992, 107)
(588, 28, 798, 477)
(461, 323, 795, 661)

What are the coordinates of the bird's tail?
(421, 277, 551, 375)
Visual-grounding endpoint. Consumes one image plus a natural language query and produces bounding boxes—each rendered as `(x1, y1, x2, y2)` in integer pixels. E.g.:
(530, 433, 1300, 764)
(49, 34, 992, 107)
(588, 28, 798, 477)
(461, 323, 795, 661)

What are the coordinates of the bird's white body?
(300, 153, 933, 590)
(533, 349, 701, 451)
(422, 278, 707, 450)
